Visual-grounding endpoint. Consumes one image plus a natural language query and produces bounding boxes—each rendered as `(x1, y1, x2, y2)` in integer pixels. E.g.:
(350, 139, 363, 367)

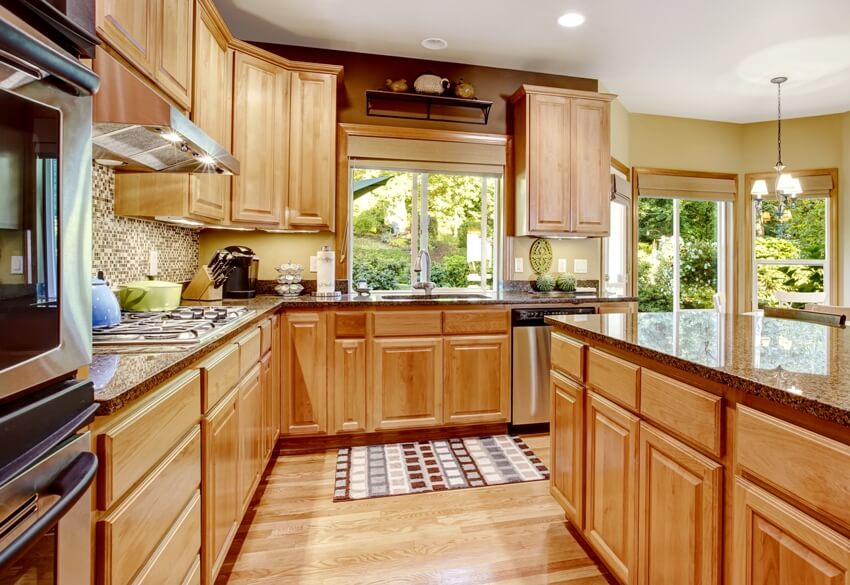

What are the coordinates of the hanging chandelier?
(752, 76, 802, 221)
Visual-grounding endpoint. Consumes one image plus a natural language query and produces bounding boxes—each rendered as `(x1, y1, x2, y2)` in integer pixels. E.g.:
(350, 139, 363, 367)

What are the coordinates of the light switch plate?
(557, 258, 567, 272)
(10, 256, 23, 275)
(514, 257, 524, 273)
(574, 259, 588, 274)
(309, 256, 318, 272)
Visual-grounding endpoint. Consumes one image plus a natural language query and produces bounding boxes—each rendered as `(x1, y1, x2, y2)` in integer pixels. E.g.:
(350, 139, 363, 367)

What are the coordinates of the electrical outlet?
(309, 256, 318, 272)
(574, 259, 588, 274)
(10, 256, 23, 275)
(557, 258, 567, 272)
(514, 257, 524, 273)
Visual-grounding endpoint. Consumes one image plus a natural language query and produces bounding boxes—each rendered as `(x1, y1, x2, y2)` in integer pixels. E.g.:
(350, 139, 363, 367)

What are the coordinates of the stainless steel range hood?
(91, 48, 239, 174)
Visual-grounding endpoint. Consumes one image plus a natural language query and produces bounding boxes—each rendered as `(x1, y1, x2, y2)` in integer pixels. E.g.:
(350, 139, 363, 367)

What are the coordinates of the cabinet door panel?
(333, 339, 368, 433)
(528, 94, 571, 233)
(232, 53, 289, 224)
(638, 422, 722, 585)
(96, 0, 157, 75)
(550, 371, 584, 528)
(282, 312, 327, 434)
(287, 71, 336, 229)
(260, 353, 274, 461)
(585, 391, 639, 585)
(154, 0, 193, 109)
(570, 98, 610, 234)
(202, 390, 239, 585)
(372, 338, 442, 430)
(733, 478, 850, 585)
(444, 335, 510, 425)
(238, 366, 262, 514)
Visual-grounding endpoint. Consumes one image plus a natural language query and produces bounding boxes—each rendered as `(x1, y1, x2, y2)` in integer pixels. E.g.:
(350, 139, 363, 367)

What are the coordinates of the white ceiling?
(215, 0, 850, 123)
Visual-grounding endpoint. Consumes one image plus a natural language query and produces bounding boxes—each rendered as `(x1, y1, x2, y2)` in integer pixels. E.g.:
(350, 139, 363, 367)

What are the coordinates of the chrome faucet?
(413, 250, 436, 294)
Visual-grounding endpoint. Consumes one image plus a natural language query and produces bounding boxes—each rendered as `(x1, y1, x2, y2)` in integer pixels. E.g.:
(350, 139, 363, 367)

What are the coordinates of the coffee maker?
(223, 246, 259, 299)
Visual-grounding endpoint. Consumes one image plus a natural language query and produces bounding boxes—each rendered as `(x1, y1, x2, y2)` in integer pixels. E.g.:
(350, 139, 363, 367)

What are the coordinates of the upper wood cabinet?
(287, 71, 337, 230)
(443, 334, 510, 425)
(189, 0, 234, 222)
(96, 0, 193, 109)
(231, 52, 289, 225)
(511, 85, 614, 237)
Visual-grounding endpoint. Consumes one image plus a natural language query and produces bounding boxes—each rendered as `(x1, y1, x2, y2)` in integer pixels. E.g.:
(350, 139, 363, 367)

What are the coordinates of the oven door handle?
(0, 17, 99, 96)
(0, 451, 97, 568)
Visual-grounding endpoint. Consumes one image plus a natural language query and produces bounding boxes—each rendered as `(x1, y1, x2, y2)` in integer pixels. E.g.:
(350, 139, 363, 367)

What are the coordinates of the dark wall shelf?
(365, 90, 493, 125)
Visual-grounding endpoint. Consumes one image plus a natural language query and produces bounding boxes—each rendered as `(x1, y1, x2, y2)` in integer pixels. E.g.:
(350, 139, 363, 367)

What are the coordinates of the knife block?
(182, 266, 222, 302)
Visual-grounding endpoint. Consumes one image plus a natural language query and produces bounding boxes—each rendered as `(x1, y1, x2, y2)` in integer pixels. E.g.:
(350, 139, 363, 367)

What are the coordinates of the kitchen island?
(545, 309, 850, 585)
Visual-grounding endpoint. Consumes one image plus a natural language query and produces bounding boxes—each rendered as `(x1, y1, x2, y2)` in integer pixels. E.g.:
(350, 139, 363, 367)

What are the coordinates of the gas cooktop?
(92, 306, 255, 346)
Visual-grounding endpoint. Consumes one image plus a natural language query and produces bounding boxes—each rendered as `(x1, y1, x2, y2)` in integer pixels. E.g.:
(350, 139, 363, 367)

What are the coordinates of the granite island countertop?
(91, 290, 636, 415)
(546, 310, 850, 428)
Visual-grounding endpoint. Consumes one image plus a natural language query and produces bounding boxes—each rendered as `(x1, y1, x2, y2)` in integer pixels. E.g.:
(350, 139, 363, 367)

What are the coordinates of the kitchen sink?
(378, 293, 492, 301)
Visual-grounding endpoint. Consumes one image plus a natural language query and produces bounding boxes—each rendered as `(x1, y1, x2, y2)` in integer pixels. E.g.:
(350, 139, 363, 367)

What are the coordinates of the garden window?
(349, 165, 501, 291)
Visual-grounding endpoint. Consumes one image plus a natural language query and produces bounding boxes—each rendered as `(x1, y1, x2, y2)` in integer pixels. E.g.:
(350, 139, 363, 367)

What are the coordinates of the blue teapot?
(92, 275, 121, 329)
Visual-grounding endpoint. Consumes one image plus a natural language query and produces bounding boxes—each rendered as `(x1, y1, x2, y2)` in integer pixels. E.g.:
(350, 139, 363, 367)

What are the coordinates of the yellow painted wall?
(509, 236, 601, 281)
(199, 231, 334, 281)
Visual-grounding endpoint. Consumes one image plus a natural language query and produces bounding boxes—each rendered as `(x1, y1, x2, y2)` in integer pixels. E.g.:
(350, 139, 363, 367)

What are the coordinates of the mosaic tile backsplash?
(92, 164, 199, 284)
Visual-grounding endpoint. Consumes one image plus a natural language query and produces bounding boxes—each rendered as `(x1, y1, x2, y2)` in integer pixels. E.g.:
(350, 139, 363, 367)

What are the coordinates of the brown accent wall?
(252, 42, 597, 134)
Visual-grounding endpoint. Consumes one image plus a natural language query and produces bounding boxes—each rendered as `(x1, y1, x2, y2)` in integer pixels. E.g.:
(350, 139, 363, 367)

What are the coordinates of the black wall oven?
(0, 5, 99, 584)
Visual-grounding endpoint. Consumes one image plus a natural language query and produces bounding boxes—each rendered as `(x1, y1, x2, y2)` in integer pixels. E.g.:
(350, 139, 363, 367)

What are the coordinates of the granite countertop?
(265, 290, 635, 307)
(91, 290, 636, 416)
(546, 310, 850, 427)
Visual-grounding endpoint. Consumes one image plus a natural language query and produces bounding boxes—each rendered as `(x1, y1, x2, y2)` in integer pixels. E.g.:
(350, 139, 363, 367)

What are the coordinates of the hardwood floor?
(216, 435, 612, 585)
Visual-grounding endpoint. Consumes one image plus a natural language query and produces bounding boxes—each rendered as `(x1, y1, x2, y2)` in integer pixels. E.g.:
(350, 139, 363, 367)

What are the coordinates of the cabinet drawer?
(98, 427, 201, 585)
(640, 370, 722, 457)
(551, 333, 585, 382)
(736, 405, 850, 529)
(237, 327, 261, 376)
(587, 348, 639, 410)
(443, 309, 509, 335)
(198, 343, 240, 413)
(335, 311, 368, 338)
(132, 490, 201, 585)
(260, 318, 272, 355)
(373, 311, 442, 337)
(97, 371, 201, 510)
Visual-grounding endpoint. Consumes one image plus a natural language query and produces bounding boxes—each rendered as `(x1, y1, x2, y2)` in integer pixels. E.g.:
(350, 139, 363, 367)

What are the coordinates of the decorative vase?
(414, 73, 450, 95)
(453, 78, 476, 99)
(385, 78, 408, 92)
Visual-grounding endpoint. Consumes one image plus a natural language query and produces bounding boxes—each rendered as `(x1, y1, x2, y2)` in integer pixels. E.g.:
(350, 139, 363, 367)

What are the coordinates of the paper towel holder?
(312, 245, 342, 298)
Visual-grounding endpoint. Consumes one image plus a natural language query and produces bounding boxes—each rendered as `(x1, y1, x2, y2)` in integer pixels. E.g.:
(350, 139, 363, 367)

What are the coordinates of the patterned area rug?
(333, 435, 549, 501)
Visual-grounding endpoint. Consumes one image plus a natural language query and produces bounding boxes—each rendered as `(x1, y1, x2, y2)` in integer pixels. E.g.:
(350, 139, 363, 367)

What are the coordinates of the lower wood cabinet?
(638, 422, 722, 585)
(733, 477, 850, 585)
(282, 312, 328, 435)
(202, 388, 240, 585)
(332, 338, 368, 433)
(585, 391, 639, 585)
(260, 353, 275, 459)
(550, 371, 584, 528)
(238, 365, 262, 514)
(443, 334, 510, 425)
(372, 337, 443, 430)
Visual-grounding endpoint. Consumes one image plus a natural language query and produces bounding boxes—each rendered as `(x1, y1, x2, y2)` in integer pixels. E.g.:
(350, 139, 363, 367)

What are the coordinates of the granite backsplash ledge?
(92, 163, 200, 284)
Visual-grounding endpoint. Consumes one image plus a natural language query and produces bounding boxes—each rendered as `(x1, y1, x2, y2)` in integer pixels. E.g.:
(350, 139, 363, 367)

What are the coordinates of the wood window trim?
(629, 167, 739, 312)
(334, 123, 512, 279)
(741, 168, 839, 312)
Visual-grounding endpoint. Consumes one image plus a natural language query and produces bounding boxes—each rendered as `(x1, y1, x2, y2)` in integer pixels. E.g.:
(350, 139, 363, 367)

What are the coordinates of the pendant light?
(753, 76, 798, 220)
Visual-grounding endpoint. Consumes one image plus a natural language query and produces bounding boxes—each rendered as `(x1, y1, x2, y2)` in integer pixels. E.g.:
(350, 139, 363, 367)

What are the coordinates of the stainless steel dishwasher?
(511, 307, 596, 426)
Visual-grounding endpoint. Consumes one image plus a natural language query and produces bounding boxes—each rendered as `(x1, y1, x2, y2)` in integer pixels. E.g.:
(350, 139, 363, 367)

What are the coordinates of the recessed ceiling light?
(94, 158, 125, 167)
(421, 37, 448, 50)
(558, 12, 585, 27)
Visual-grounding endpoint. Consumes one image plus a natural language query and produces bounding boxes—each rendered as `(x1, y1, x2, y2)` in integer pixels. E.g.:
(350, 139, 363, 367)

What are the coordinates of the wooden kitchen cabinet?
(231, 51, 289, 225)
(95, 0, 193, 109)
(585, 391, 639, 585)
(550, 371, 584, 529)
(333, 339, 368, 433)
(202, 387, 239, 585)
(282, 312, 328, 435)
(189, 0, 233, 222)
(260, 352, 275, 461)
(638, 422, 722, 585)
(372, 337, 443, 430)
(238, 365, 262, 514)
(511, 85, 614, 237)
(443, 335, 510, 425)
(287, 71, 337, 229)
(733, 478, 850, 585)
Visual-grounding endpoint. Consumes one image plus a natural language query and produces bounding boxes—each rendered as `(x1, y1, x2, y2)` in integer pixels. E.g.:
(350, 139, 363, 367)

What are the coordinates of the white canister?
(316, 245, 335, 294)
